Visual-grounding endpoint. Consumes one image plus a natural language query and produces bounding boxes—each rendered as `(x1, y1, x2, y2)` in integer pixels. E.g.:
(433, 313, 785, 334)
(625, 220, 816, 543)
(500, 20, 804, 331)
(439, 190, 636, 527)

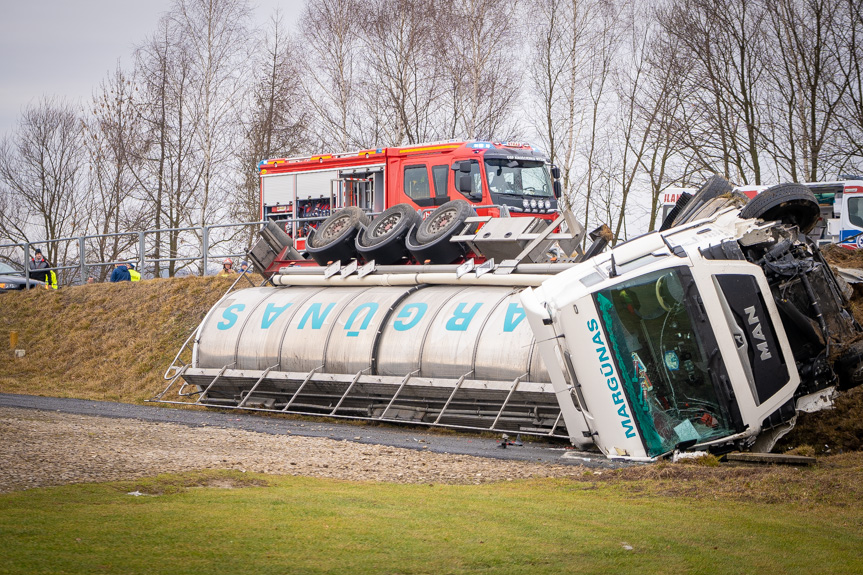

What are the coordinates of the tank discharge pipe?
(271, 272, 552, 287)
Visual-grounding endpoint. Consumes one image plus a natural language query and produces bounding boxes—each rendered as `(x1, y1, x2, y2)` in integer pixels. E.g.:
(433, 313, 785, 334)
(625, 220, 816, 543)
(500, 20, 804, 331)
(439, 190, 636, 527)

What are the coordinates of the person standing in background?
(110, 262, 131, 282)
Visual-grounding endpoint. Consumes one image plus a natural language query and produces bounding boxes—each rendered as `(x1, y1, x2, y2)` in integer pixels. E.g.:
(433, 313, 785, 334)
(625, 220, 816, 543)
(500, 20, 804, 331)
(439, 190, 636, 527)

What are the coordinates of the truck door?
(402, 164, 434, 208)
(452, 159, 484, 204)
(341, 177, 373, 210)
(431, 164, 450, 206)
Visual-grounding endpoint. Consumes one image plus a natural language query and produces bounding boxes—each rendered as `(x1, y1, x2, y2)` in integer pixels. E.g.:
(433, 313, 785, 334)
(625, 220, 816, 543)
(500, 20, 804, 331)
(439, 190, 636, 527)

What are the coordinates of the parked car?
(0, 262, 45, 292)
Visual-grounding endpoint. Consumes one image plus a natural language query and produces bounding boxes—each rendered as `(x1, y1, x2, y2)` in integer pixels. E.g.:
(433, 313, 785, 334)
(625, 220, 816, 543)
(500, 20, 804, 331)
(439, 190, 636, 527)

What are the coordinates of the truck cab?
(523, 206, 857, 459)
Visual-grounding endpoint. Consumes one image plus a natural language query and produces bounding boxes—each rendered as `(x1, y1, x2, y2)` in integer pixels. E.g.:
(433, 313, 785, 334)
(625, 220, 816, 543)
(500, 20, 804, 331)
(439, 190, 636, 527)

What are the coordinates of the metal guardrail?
(0, 219, 310, 288)
(0, 204, 546, 288)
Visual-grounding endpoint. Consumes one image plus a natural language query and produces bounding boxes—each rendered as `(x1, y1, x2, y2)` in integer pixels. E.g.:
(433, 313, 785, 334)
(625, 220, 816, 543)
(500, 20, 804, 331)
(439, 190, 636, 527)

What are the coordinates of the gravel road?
(0, 394, 624, 493)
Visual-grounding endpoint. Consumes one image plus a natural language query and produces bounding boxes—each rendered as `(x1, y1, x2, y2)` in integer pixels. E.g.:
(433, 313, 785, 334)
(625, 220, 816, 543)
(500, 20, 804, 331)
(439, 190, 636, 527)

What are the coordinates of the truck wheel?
(659, 192, 692, 231)
(355, 204, 419, 265)
(306, 207, 370, 265)
(416, 200, 476, 244)
(358, 204, 419, 248)
(674, 175, 734, 226)
(740, 183, 821, 233)
(308, 206, 369, 248)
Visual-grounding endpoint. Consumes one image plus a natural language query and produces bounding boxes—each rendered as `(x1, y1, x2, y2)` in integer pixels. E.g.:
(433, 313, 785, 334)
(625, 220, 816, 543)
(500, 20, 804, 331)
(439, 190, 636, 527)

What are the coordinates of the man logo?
(744, 305, 773, 360)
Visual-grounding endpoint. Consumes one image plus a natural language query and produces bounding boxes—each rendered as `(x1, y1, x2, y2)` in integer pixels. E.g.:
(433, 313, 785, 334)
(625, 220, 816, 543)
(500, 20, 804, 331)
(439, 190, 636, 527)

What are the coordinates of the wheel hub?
(322, 215, 350, 240)
(374, 213, 402, 236)
(428, 209, 455, 234)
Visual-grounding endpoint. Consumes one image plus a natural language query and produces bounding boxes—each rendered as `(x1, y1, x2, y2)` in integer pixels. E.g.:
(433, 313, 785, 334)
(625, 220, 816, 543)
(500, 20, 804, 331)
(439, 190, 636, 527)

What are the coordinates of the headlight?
(522, 199, 529, 208)
(544, 199, 551, 209)
(530, 199, 537, 208)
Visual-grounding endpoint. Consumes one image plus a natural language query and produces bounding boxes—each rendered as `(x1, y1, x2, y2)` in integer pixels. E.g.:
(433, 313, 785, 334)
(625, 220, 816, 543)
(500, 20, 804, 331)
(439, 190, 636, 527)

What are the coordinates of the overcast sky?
(0, 0, 303, 138)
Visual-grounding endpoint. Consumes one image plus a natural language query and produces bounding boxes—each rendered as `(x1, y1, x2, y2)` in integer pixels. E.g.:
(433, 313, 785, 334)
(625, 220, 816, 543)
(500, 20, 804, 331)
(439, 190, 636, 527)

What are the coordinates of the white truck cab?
(523, 206, 848, 459)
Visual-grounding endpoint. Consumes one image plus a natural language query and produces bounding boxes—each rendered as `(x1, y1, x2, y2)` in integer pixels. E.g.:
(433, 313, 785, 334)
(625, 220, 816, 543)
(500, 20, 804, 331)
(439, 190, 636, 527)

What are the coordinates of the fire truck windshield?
(485, 159, 553, 198)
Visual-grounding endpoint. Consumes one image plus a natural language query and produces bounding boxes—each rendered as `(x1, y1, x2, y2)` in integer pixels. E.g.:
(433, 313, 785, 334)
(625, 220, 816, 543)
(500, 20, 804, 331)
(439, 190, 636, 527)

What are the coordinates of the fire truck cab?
(258, 141, 561, 243)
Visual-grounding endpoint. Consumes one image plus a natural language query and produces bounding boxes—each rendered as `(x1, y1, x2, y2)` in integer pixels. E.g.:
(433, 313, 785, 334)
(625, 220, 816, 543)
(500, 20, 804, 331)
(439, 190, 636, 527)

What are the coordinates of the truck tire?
(416, 200, 476, 244)
(659, 192, 692, 231)
(355, 204, 419, 265)
(740, 183, 821, 233)
(674, 175, 734, 226)
(406, 223, 468, 264)
(358, 204, 418, 248)
(306, 207, 370, 265)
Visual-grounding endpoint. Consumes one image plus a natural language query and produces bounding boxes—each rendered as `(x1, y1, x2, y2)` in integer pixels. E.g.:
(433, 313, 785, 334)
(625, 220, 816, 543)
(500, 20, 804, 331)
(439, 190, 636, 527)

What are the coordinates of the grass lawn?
(1, 470, 861, 575)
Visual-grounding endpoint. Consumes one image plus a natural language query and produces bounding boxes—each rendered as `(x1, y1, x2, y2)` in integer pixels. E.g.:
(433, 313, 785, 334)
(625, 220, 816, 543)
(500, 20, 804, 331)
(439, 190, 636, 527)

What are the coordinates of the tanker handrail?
(271, 272, 555, 287)
(276, 262, 576, 276)
(162, 333, 196, 382)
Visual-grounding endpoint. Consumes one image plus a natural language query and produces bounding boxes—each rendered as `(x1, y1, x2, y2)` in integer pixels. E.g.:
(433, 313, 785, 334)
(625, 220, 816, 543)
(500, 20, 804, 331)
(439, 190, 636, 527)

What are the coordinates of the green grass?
(1, 470, 861, 575)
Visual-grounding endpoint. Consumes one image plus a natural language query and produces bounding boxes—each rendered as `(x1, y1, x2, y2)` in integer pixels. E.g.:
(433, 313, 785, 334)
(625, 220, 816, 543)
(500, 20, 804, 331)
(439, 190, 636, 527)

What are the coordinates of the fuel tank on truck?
(181, 284, 569, 436)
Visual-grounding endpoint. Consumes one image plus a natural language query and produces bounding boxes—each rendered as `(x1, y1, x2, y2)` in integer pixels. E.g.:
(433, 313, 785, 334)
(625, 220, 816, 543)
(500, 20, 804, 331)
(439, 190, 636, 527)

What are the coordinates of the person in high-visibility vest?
(29, 248, 57, 289)
(128, 262, 141, 282)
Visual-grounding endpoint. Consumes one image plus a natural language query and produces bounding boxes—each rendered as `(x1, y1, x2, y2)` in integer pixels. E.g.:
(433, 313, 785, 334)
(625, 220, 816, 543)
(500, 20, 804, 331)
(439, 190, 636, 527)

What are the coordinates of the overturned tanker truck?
(157, 175, 863, 461)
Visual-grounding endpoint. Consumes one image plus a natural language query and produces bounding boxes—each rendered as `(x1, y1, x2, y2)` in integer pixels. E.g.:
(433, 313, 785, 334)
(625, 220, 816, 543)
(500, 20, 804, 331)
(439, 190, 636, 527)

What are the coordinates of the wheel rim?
(372, 212, 402, 237)
(319, 214, 351, 241)
(426, 208, 457, 235)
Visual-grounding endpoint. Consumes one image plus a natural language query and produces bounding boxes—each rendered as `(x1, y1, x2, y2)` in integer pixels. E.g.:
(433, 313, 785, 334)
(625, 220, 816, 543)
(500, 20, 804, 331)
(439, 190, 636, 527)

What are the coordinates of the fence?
(0, 215, 324, 287)
(0, 205, 521, 287)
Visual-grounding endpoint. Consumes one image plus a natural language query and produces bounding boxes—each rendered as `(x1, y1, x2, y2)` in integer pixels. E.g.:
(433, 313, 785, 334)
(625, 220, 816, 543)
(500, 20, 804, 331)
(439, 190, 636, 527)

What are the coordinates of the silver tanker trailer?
(157, 177, 863, 461)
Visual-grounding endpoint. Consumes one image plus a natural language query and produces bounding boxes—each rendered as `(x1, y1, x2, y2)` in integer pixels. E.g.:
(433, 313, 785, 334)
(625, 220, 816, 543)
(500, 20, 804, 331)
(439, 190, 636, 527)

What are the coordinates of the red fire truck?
(258, 140, 562, 243)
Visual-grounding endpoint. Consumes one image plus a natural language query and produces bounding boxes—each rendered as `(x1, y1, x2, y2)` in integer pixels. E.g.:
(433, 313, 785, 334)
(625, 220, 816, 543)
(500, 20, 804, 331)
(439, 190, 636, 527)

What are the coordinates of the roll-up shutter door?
(262, 174, 294, 205)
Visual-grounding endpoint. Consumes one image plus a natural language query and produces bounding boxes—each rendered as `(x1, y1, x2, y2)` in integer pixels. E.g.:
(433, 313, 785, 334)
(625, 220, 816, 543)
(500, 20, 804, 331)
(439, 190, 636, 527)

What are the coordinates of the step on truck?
(158, 176, 863, 461)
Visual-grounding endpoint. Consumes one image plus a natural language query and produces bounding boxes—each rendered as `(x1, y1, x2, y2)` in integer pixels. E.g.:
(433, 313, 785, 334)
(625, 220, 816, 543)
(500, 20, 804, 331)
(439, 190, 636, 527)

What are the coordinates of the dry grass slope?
(0, 276, 241, 402)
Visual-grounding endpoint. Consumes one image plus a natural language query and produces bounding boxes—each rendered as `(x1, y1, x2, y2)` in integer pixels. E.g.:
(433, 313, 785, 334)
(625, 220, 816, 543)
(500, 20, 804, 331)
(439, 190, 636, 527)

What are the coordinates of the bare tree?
(132, 14, 202, 277)
(439, 0, 522, 140)
(636, 14, 694, 231)
(574, 0, 618, 233)
(173, 0, 253, 263)
(658, 0, 768, 184)
(83, 63, 147, 280)
(299, 0, 366, 149)
(362, 0, 441, 144)
(0, 97, 84, 279)
(763, 0, 847, 182)
(530, 0, 597, 206)
(235, 9, 310, 227)
(835, 0, 863, 173)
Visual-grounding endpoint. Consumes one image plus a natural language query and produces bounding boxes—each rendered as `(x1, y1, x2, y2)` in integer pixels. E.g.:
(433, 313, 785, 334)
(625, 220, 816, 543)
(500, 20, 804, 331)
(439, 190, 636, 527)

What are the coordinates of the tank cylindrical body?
(195, 285, 548, 383)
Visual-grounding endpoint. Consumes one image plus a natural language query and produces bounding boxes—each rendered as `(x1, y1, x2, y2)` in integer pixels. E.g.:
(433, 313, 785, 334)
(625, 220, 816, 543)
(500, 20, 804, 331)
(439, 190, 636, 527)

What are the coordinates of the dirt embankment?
(0, 275, 237, 402)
